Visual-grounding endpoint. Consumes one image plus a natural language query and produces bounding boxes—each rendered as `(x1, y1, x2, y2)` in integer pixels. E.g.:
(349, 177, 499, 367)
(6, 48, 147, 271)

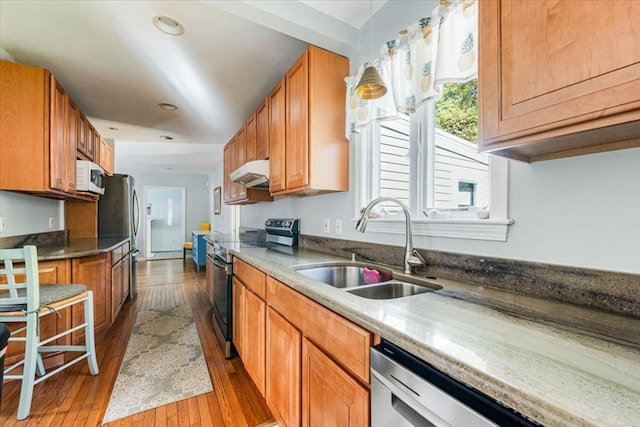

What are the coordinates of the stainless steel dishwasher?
(371, 340, 539, 427)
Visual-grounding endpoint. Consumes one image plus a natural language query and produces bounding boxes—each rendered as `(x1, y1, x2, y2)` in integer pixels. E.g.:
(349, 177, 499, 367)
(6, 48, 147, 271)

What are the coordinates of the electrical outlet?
(0, 217, 5, 233)
(335, 219, 342, 235)
(323, 218, 330, 233)
(48, 217, 55, 229)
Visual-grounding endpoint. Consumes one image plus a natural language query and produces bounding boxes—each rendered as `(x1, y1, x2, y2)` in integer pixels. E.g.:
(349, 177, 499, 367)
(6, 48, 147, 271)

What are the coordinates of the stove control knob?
(266, 220, 272, 227)
(284, 220, 291, 227)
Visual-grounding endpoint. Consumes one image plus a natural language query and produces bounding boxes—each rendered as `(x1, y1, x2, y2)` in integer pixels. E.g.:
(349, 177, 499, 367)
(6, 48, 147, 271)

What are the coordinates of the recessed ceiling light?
(108, 126, 119, 131)
(158, 102, 178, 110)
(152, 15, 185, 36)
(161, 135, 174, 140)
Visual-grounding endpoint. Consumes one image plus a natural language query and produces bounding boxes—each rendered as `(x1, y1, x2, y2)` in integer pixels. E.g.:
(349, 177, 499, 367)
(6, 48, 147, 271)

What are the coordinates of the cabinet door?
(72, 253, 111, 335)
(66, 99, 78, 193)
(255, 99, 269, 160)
(232, 278, 245, 358)
(121, 253, 130, 305)
(246, 112, 257, 162)
(301, 339, 368, 427)
(266, 307, 301, 427)
(269, 79, 286, 193)
(235, 126, 247, 201)
(223, 143, 231, 202)
(111, 258, 123, 321)
(479, 0, 640, 160)
(77, 113, 87, 157)
(244, 288, 266, 396)
(49, 76, 67, 192)
(1, 260, 71, 367)
(285, 52, 309, 191)
(229, 135, 239, 201)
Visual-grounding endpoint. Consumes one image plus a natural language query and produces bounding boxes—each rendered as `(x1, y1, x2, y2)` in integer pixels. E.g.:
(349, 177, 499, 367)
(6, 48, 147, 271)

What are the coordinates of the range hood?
(230, 159, 270, 190)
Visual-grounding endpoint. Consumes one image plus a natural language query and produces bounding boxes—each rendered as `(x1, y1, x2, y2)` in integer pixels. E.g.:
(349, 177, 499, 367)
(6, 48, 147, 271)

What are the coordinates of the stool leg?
(84, 292, 99, 375)
(17, 313, 39, 420)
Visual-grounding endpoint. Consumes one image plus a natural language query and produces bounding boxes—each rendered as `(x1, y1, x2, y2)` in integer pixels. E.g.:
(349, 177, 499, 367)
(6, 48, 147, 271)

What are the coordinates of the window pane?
(434, 79, 488, 210)
(379, 116, 410, 209)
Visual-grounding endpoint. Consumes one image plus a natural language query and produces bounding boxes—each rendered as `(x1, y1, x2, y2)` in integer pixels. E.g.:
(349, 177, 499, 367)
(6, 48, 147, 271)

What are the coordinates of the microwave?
(76, 160, 105, 195)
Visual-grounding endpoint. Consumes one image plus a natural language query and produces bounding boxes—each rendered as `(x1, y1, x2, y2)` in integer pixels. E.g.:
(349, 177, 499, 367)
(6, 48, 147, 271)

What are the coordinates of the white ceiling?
(0, 0, 386, 175)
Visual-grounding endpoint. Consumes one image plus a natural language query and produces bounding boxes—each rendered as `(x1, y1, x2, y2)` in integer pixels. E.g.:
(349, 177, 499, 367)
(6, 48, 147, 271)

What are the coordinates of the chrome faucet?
(356, 197, 426, 274)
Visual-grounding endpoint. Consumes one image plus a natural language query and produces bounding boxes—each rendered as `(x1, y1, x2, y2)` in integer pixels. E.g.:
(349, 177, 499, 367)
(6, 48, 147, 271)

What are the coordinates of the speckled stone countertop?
(35, 237, 130, 260)
(231, 246, 640, 427)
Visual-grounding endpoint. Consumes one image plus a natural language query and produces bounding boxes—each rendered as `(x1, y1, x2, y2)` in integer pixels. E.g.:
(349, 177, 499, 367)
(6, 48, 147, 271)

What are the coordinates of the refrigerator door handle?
(133, 188, 141, 238)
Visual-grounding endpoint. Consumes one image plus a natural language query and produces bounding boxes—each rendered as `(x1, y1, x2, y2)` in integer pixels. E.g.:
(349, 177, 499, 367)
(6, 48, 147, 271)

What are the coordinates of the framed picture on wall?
(214, 186, 221, 215)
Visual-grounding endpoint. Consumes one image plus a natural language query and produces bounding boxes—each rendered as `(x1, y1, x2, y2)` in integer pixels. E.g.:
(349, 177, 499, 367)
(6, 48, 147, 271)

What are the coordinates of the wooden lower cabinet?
(1, 259, 71, 369)
(266, 307, 302, 427)
(232, 278, 245, 358)
(111, 246, 130, 321)
(302, 339, 369, 427)
(71, 253, 111, 336)
(244, 287, 266, 395)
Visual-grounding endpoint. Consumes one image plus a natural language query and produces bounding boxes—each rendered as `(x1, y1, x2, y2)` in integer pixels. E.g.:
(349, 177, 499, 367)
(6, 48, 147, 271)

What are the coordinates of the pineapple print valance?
(346, 0, 478, 135)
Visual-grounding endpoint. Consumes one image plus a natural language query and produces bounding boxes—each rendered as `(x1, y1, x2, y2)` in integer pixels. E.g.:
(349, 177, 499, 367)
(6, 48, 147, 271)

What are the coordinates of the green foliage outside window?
(435, 79, 478, 143)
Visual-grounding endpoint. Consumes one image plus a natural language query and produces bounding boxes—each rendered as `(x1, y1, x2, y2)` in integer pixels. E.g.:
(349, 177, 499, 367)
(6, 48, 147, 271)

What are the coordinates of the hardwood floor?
(1, 258, 275, 426)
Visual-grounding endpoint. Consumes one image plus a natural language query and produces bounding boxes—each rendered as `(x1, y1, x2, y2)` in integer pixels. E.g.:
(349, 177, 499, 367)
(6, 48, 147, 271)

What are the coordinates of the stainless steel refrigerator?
(98, 174, 141, 298)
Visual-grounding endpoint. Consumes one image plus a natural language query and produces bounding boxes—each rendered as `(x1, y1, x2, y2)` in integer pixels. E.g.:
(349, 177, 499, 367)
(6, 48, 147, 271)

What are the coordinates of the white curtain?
(346, 0, 478, 136)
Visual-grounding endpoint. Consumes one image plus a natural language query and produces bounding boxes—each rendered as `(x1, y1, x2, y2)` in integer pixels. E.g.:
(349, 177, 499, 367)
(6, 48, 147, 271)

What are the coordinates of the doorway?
(143, 186, 186, 260)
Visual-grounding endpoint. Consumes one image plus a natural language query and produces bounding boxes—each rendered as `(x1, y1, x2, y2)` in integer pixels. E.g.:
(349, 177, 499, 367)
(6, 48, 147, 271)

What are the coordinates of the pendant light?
(355, 0, 387, 100)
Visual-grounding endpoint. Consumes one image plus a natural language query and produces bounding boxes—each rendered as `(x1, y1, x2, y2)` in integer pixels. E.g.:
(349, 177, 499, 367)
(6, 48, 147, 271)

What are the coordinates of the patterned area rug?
(103, 304, 213, 423)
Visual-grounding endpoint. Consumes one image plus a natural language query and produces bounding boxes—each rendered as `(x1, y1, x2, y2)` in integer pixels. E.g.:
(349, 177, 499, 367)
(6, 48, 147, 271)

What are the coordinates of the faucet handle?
(407, 249, 426, 268)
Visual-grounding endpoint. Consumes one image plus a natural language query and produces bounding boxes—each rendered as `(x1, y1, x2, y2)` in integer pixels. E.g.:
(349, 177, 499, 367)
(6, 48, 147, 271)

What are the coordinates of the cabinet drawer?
(266, 276, 371, 384)
(234, 258, 266, 299)
(112, 244, 123, 265)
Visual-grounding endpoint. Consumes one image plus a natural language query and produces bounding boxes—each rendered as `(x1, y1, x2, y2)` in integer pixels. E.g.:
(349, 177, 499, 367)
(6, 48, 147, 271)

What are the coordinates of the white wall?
(239, 1, 640, 274)
(208, 163, 235, 234)
(116, 168, 210, 259)
(0, 191, 64, 237)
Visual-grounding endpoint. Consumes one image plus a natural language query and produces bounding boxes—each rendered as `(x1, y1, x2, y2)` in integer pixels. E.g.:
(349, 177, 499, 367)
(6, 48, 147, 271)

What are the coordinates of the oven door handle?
(212, 257, 231, 273)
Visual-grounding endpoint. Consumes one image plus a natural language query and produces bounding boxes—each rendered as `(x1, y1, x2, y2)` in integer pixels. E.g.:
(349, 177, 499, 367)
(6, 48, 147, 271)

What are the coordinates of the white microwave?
(76, 160, 105, 195)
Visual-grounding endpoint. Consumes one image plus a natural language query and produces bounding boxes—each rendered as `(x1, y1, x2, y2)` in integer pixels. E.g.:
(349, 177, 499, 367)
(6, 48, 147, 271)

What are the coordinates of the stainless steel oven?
(211, 246, 234, 358)
(210, 221, 299, 359)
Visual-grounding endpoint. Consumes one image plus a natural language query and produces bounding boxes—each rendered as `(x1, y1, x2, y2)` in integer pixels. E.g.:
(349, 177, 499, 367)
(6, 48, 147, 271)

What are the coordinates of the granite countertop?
(230, 246, 640, 427)
(36, 237, 130, 260)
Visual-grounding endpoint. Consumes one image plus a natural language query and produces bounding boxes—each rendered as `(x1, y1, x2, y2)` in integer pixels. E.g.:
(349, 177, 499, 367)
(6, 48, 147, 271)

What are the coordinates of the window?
(356, 80, 512, 241)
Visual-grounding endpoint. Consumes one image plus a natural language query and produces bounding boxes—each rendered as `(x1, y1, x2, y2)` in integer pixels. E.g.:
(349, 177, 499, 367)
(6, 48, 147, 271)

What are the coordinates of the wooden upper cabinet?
(66, 98, 78, 193)
(0, 60, 100, 198)
(255, 99, 269, 160)
(479, 0, 640, 162)
(50, 77, 68, 192)
(272, 46, 349, 196)
(269, 79, 286, 194)
(246, 112, 257, 162)
(223, 143, 232, 203)
(98, 136, 113, 176)
(77, 113, 95, 161)
(224, 124, 273, 205)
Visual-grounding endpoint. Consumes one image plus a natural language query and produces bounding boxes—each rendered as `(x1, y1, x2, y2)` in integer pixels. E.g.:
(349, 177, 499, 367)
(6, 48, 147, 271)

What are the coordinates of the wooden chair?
(0, 245, 99, 420)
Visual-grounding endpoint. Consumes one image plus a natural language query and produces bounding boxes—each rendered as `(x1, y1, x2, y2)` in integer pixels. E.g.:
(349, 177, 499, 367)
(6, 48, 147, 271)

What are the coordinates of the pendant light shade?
(356, 0, 387, 100)
(355, 66, 387, 100)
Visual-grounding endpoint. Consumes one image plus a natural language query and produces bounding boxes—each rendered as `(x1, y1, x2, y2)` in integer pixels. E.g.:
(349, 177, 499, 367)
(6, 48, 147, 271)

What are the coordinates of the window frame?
(354, 105, 513, 242)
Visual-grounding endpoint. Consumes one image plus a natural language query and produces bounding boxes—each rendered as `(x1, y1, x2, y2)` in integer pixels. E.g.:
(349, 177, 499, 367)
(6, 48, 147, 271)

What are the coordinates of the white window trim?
(353, 121, 513, 242)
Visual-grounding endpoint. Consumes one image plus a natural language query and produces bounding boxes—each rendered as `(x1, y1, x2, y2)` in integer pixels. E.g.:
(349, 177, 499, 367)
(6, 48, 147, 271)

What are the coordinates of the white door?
(144, 186, 186, 259)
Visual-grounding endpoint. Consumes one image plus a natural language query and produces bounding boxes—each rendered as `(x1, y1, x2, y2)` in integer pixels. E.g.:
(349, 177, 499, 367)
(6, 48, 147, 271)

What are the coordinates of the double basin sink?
(293, 261, 442, 300)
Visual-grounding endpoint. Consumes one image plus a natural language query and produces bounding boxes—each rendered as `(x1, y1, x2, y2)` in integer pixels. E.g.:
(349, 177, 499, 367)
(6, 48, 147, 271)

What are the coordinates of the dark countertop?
(36, 237, 130, 260)
(231, 246, 640, 427)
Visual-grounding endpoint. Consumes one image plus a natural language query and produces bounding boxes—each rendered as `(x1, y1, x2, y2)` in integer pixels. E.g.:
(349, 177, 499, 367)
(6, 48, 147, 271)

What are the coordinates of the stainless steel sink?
(345, 281, 437, 299)
(294, 262, 393, 289)
(293, 261, 442, 299)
